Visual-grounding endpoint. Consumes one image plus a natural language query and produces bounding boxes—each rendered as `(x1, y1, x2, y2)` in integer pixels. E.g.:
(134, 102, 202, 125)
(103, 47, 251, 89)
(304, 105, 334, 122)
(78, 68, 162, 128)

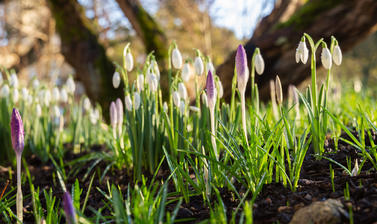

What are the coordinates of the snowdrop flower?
(137, 74, 144, 92)
(295, 40, 309, 64)
(125, 95, 132, 111)
(124, 50, 134, 72)
(147, 73, 158, 92)
(32, 79, 40, 89)
(112, 71, 121, 89)
(42, 89, 51, 106)
(181, 63, 191, 82)
(254, 51, 265, 75)
(194, 56, 204, 76)
(178, 82, 187, 100)
(163, 102, 168, 113)
(333, 44, 342, 66)
(63, 192, 76, 224)
(354, 79, 362, 93)
(275, 76, 283, 105)
(83, 97, 91, 111)
(53, 105, 60, 118)
(217, 79, 223, 98)
(110, 102, 117, 137)
(60, 88, 68, 103)
(90, 108, 100, 125)
(179, 100, 185, 114)
(9, 73, 19, 88)
(173, 91, 180, 107)
(236, 45, 249, 94)
(172, 47, 183, 69)
(150, 60, 160, 80)
(321, 47, 332, 69)
(12, 89, 19, 103)
(66, 77, 75, 94)
(206, 61, 215, 74)
(0, 84, 9, 98)
(21, 88, 28, 100)
(201, 92, 208, 107)
(189, 106, 200, 112)
(133, 92, 141, 110)
(26, 94, 33, 106)
(36, 104, 42, 117)
(52, 87, 60, 102)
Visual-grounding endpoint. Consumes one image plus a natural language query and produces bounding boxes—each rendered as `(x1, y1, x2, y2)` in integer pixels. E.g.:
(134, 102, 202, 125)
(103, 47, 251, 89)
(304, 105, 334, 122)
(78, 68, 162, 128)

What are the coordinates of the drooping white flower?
(179, 100, 185, 114)
(40, 89, 51, 107)
(32, 79, 40, 89)
(35, 104, 42, 117)
(163, 102, 168, 113)
(0, 84, 9, 98)
(354, 79, 362, 93)
(66, 77, 75, 94)
(332, 45, 342, 66)
(172, 47, 183, 69)
(137, 74, 144, 92)
(194, 56, 204, 76)
(53, 105, 60, 118)
(60, 88, 68, 103)
(133, 92, 141, 110)
(90, 108, 100, 124)
(83, 97, 91, 111)
(217, 79, 223, 98)
(173, 91, 180, 107)
(21, 88, 29, 100)
(26, 94, 32, 106)
(206, 61, 215, 74)
(125, 95, 132, 111)
(124, 52, 134, 72)
(9, 73, 18, 88)
(12, 88, 19, 103)
(52, 87, 60, 102)
(254, 52, 265, 75)
(147, 73, 158, 92)
(112, 71, 121, 89)
(321, 47, 332, 69)
(296, 41, 309, 64)
(181, 63, 191, 82)
(178, 83, 187, 100)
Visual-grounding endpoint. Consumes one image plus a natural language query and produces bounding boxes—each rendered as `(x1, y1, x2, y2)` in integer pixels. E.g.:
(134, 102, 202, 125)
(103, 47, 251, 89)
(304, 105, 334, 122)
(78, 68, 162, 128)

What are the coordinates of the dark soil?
(1, 133, 377, 224)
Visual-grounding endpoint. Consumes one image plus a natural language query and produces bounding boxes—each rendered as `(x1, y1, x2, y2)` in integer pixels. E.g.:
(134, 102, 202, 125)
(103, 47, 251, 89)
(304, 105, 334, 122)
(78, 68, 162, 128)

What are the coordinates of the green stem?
(16, 155, 23, 223)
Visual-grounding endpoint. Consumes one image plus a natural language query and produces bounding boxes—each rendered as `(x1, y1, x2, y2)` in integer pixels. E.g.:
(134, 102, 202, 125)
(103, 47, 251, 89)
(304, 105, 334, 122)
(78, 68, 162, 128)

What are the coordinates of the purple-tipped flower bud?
(110, 101, 117, 129)
(235, 45, 249, 93)
(10, 108, 24, 155)
(205, 71, 217, 109)
(63, 192, 76, 224)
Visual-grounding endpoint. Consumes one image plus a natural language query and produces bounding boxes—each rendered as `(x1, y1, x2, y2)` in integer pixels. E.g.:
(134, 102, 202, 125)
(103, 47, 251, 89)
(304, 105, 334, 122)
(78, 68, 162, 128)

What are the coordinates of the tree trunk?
(46, 0, 123, 118)
(217, 0, 377, 101)
(115, 0, 169, 67)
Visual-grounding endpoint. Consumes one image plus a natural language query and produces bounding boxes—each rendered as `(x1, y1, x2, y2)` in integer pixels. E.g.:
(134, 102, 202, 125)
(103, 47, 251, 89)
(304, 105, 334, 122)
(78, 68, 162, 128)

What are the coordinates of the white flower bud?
(296, 41, 309, 64)
(194, 56, 204, 76)
(173, 91, 180, 107)
(189, 106, 200, 112)
(125, 52, 134, 72)
(32, 79, 40, 89)
(53, 105, 60, 118)
(60, 88, 68, 103)
(332, 45, 342, 66)
(217, 79, 223, 98)
(321, 47, 332, 69)
(147, 74, 158, 92)
(12, 88, 19, 103)
(26, 94, 32, 106)
(163, 102, 168, 113)
(110, 102, 118, 130)
(90, 108, 100, 124)
(354, 80, 362, 93)
(179, 100, 185, 114)
(254, 53, 265, 75)
(40, 89, 51, 106)
(181, 63, 191, 82)
(116, 98, 123, 137)
(83, 97, 91, 111)
(201, 92, 208, 107)
(21, 88, 29, 100)
(137, 74, 144, 92)
(275, 76, 283, 105)
(206, 61, 215, 74)
(1, 84, 9, 98)
(66, 77, 75, 94)
(172, 47, 183, 69)
(112, 71, 121, 89)
(351, 160, 359, 177)
(52, 87, 60, 102)
(133, 92, 140, 110)
(0, 72, 3, 86)
(178, 83, 187, 100)
(125, 95, 132, 111)
(9, 73, 18, 88)
(36, 104, 42, 117)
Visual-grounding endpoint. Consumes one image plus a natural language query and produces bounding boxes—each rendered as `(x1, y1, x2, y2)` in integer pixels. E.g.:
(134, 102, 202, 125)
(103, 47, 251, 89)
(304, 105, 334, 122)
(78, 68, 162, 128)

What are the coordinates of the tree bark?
(217, 0, 377, 101)
(46, 0, 123, 118)
(115, 0, 169, 67)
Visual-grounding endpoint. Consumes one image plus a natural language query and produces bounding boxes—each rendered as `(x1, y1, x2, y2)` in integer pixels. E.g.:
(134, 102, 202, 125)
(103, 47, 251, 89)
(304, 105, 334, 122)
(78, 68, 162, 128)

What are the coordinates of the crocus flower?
(236, 45, 249, 93)
(112, 71, 121, 89)
(11, 108, 24, 222)
(333, 45, 342, 66)
(194, 56, 204, 76)
(63, 192, 76, 224)
(321, 47, 332, 69)
(172, 47, 183, 69)
(116, 98, 124, 132)
(110, 101, 117, 138)
(270, 80, 279, 120)
(275, 76, 283, 105)
(206, 71, 217, 110)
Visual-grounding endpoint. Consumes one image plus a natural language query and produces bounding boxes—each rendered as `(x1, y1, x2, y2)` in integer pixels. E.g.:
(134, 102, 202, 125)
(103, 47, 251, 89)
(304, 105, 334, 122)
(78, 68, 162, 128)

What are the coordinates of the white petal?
(333, 45, 342, 66)
(255, 53, 265, 75)
(112, 71, 121, 88)
(172, 48, 182, 69)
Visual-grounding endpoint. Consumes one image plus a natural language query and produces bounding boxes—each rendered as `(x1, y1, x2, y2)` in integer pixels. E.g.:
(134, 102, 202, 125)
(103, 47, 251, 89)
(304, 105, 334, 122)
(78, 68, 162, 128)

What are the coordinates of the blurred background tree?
(1, 0, 377, 111)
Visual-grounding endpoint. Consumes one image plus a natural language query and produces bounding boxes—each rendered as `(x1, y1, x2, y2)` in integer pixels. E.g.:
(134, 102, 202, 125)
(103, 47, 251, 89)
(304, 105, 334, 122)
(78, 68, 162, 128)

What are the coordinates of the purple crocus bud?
(205, 70, 217, 109)
(110, 101, 117, 130)
(235, 45, 249, 93)
(63, 192, 76, 224)
(10, 108, 24, 155)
